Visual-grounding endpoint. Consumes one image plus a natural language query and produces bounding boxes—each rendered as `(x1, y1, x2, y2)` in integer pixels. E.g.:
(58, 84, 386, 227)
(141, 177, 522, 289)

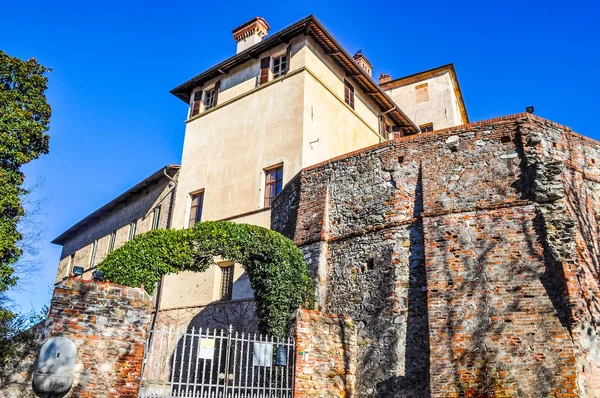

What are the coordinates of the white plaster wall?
(384, 71, 464, 131)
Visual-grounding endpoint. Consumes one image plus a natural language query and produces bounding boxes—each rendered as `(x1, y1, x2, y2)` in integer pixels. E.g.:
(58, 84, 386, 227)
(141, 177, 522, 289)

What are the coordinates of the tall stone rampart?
(272, 113, 600, 397)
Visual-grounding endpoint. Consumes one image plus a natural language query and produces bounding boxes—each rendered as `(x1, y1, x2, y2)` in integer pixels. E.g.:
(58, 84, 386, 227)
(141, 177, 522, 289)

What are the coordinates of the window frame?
(107, 231, 117, 253)
(264, 164, 284, 208)
(419, 123, 434, 133)
(128, 221, 137, 241)
(89, 239, 98, 267)
(204, 87, 216, 110)
(344, 79, 355, 109)
(188, 190, 204, 228)
(272, 54, 288, 79)
(219, 264, 234, 301)
(151, 206, 161, 230)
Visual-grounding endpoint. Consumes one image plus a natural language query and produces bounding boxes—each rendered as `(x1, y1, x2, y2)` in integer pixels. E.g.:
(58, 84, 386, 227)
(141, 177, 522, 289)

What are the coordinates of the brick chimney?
(232, 17, 270, 54)
(379, 73, 392, 85)
(353, 50, 372, 77)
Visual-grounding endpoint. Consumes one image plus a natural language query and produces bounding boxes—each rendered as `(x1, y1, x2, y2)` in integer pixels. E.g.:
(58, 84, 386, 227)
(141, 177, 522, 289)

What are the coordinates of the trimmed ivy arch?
(98, 221, 313, 337)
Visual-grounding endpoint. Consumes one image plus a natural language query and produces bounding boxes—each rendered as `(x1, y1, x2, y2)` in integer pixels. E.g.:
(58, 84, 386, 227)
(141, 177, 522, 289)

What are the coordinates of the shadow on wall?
(426, 133, 572, 396)
(168, 300, 259, 395)
(376, 165, 431, 398)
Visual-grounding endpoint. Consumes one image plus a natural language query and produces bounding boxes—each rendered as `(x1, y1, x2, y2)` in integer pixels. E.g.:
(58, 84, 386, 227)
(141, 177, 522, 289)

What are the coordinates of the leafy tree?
(0, 51, 51, 294)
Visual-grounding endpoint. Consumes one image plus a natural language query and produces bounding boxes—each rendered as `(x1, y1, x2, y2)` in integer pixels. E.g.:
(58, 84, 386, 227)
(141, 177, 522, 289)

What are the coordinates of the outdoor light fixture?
(92, 270, 105, 282)
(526, 106, 534, 114)
(72, 266, 84, 276)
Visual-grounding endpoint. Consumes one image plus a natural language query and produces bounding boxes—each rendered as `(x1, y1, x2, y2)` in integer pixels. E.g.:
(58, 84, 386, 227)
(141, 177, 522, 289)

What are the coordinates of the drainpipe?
(378, 105, 397, 143)
(148, 167, 178, 334)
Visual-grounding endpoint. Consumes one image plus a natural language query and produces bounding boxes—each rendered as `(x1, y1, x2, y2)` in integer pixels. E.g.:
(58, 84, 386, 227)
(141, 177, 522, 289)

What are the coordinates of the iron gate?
(138, 325, 295, 398)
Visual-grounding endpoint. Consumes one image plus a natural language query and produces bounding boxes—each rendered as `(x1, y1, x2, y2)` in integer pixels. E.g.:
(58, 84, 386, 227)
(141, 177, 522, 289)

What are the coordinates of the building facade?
(53, 15, 469, 331)
(52, 165, 179, 282)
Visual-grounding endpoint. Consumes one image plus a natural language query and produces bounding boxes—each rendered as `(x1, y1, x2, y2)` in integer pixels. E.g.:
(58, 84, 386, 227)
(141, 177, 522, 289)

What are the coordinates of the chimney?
(379, 73, 392, 85)
(353, 50, 372, 77)
(232, 17, 270, 54)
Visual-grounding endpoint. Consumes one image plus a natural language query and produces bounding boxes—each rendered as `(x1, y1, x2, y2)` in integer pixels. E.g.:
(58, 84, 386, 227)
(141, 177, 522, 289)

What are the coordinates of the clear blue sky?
(2, 0, 599, 313)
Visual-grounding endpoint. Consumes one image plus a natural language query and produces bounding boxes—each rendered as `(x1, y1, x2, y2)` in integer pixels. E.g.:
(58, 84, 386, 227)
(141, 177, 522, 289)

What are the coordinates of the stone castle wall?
(0, 279, 153, 398)
(272, 113, 600, 397)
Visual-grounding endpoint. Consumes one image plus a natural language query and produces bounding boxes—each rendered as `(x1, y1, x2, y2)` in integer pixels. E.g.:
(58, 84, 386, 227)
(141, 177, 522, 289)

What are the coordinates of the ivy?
(98, 221, 314, 337)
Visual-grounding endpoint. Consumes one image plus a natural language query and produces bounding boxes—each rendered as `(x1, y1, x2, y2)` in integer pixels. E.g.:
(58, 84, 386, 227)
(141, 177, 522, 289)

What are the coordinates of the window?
(204, 88, 216, 110)
(189, 191, 204, 228)
(272, 54, 288, 78)
(89, 239, 98, 267)
(344, 79, 355, 109)
(191, 91, 202, 117)
(259, 57, 270, 85)
(66, 253, 75, 276)
(219, 265, 234, 301)
(107, 231, 116, 253)
(415, 83, 429, 103)
(151, 206, 161, 230)
(419, 123, 434, 133)
(128, 221, 137, 241)
(264, 165, 283, 208)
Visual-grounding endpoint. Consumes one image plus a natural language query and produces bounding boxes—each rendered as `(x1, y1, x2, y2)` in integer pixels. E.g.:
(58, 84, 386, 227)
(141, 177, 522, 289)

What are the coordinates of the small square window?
(219, 265, 234, 301)
(189, 191, 204, 228)
(419, 123, 434, 133)
(264, 165, 283, 208)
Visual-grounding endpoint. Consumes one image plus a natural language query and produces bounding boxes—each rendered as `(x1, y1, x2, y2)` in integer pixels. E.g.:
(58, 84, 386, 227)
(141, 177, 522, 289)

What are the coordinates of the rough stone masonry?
(272, 113, 600, 397)
(0, 279, 153, 398)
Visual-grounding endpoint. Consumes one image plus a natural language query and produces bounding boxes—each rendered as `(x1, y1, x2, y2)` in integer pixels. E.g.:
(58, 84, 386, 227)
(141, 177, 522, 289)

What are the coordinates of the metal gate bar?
(138, 325, 295, 398)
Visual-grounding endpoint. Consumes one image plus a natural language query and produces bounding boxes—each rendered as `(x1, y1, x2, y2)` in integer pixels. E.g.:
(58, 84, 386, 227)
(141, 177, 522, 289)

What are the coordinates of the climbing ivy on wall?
(98, 221, 314, 337)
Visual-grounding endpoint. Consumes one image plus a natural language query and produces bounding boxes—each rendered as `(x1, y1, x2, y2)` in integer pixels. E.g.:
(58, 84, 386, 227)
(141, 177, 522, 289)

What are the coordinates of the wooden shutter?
(381, 117, 387, 139)
(191, 91, 202, 117)
(213, 80, 220, 106)
(259, 57, 270, 85)
(284, 44, 292, 74)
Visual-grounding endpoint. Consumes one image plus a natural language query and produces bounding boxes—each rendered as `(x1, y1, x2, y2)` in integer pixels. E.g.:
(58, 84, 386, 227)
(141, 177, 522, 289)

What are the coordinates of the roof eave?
(51, 165, 180, 246)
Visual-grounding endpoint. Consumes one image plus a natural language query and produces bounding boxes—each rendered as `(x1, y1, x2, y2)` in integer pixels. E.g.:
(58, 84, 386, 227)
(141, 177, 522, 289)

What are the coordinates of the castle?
(49, 15, 600, 397)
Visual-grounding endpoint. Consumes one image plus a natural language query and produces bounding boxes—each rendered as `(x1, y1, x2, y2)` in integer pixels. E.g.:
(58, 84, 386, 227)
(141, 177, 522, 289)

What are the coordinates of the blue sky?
(2, 0, 598, 312)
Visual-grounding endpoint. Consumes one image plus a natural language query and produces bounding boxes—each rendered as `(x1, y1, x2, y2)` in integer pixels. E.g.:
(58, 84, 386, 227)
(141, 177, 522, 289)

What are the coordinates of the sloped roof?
(379, 63, 469, 124)
(170, 15, 418, 134)
(52, 165, 180, 245)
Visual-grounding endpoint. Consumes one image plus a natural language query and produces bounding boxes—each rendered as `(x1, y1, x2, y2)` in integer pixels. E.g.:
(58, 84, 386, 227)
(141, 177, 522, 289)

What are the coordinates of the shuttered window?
(189, 191, 204, 228)
(220, 265, 234, 301)
(344, 79, 355, 109)
(259, 57, 270, 85)
(191, 91, 202, 117)
(264, 165, 283, 208)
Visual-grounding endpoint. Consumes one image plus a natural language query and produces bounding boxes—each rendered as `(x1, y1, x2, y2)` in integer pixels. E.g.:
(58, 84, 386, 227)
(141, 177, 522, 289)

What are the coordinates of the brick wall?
(293, 309, 358, 397)
(0, 279, 153, 398)
(273, 113, 600, 397)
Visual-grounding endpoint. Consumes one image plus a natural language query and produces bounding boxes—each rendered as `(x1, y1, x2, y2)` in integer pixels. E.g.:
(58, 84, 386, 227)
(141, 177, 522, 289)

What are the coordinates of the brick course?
(0, 279, 153, 398)
(272, 113, 600, 397)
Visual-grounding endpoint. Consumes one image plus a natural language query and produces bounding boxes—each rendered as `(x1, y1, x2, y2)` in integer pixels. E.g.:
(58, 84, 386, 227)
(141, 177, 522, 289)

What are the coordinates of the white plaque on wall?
(199, 338, 215, 360)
